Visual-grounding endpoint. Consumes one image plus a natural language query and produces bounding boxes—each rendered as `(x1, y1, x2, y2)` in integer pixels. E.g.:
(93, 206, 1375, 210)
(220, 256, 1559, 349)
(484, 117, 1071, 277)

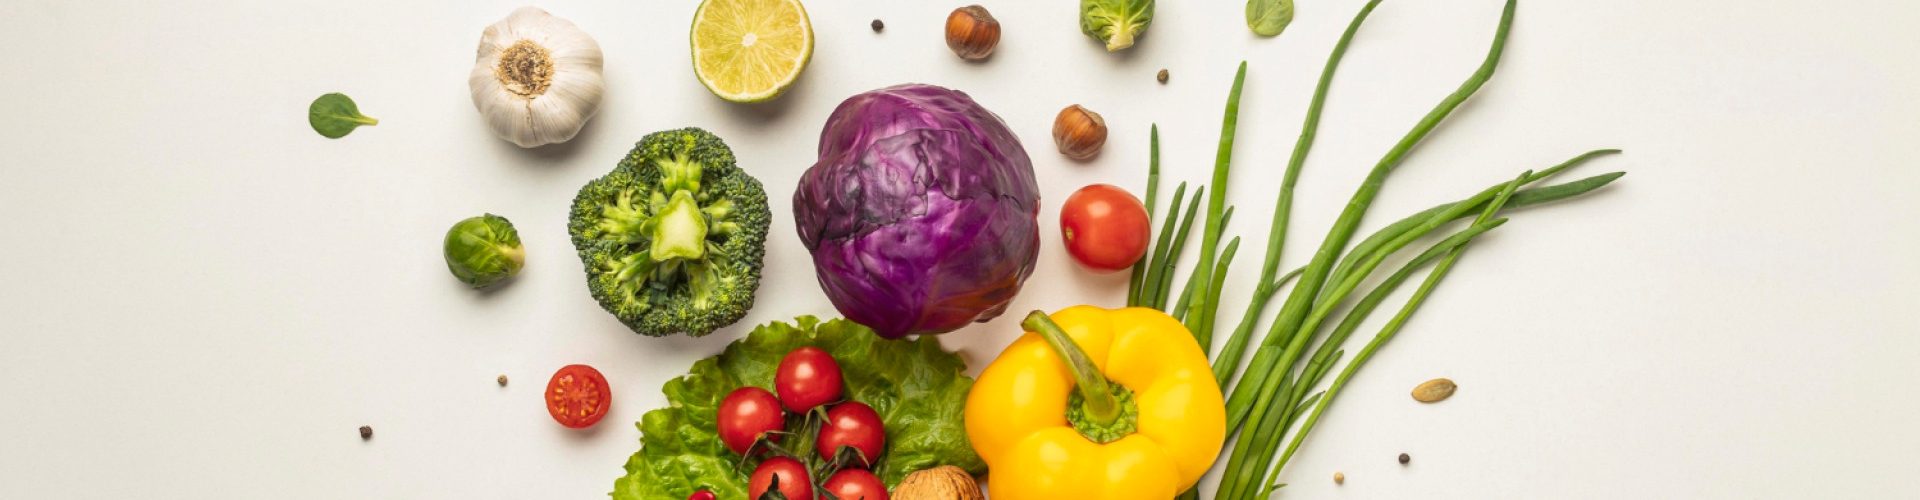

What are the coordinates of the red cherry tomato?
(545, 364, 611, 429)
(816, 401, 886, 468)
(1060, 184, 1150, 272)
(775, 346, 845, 413)
(823, 468, 890, 500)
(687, 490, 716, 500)
(748, 456, 814, 500)
(717, 387, 786, 455)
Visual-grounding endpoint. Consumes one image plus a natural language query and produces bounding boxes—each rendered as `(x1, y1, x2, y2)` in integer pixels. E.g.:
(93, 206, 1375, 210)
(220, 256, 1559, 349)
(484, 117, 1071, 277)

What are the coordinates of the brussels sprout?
(443, 214, 525, 288)
(1081, 0, 1154, 51)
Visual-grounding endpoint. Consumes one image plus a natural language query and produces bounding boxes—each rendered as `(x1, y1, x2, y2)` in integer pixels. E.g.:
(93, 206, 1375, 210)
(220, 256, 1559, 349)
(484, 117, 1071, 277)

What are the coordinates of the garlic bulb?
(470, 7, 604, 148)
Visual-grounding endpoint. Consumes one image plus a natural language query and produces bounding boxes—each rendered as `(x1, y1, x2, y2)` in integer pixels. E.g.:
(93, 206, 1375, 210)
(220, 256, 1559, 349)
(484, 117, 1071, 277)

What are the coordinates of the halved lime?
(691, 0, 814, 103)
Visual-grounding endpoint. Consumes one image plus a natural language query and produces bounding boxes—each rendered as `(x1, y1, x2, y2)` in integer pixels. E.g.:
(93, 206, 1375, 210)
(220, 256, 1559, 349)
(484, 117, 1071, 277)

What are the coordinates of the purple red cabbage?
(794, 84, 1040, 338)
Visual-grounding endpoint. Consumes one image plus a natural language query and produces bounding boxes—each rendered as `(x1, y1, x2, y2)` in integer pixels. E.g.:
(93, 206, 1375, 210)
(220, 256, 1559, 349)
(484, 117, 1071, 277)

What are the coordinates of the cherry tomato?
(775, 347, 845, 413)
(823, 468, 889, 500)
(687, 490, 716, 500)
(1059, 183, 1150, 273)
(748, 456, 814, 500)
(717, 386, 786, 455)
(816, 401, 886, 468)
(545, 364, 611, 429)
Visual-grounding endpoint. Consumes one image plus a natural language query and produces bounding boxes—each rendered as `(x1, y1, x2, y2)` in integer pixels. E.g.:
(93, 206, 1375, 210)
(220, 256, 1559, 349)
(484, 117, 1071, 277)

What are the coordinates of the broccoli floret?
(568, 128, 770, 337)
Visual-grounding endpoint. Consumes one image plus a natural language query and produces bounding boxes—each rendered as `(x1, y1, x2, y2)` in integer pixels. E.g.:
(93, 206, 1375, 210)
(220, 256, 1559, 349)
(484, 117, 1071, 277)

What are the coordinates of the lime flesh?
(691, 0, 813, 103)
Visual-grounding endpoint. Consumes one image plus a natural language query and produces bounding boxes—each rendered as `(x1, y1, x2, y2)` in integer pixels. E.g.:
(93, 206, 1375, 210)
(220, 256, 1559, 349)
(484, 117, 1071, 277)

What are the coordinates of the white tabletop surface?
(4, 0, 1917, 498)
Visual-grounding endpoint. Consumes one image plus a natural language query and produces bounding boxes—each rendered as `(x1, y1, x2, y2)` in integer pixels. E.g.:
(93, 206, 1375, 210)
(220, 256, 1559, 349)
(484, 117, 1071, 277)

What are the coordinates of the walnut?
(891, 466, 984, 500)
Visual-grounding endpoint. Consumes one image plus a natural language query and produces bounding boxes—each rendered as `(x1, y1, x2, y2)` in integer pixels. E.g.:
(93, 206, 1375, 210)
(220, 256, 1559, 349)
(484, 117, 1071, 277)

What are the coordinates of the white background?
(3, 0, 1917, 498)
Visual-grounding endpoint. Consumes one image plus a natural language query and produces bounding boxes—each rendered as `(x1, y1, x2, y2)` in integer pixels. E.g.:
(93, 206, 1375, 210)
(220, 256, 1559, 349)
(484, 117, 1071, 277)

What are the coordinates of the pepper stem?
(1021, 310, 1120, 425)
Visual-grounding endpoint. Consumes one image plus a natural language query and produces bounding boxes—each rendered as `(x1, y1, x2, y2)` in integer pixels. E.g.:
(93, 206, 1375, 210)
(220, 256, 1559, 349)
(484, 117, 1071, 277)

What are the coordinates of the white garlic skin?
(470, 6, 605, 148)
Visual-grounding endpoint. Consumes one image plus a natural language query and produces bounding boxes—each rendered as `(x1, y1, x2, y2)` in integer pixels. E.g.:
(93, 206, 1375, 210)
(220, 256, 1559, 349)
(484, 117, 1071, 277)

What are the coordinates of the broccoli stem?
(703, 199, 740, 236)
(650, 191, 709, 261)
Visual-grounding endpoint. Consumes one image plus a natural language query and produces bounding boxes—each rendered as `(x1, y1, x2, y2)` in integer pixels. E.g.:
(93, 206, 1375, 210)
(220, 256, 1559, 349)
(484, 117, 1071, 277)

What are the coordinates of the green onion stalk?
(1122, 0, 1627, 498)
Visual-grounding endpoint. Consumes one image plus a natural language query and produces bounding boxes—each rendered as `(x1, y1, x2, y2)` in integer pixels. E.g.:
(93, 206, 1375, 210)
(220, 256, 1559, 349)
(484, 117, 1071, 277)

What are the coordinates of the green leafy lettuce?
(611, 316, 985, 500)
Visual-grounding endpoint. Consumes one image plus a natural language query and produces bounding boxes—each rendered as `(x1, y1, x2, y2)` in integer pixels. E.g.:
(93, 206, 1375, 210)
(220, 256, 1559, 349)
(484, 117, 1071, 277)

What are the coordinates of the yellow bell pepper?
(965, 306, 1227, 500)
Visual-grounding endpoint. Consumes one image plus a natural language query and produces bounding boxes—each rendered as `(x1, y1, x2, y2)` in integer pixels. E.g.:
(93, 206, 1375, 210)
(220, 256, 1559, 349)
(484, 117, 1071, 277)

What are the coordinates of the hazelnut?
(945, 5, 1000, 60)
(1052, 104, 1108, 161)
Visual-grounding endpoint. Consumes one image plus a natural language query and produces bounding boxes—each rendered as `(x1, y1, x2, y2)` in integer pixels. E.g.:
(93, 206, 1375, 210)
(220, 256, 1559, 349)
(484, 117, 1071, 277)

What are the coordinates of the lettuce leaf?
(612, 316, 986, 500)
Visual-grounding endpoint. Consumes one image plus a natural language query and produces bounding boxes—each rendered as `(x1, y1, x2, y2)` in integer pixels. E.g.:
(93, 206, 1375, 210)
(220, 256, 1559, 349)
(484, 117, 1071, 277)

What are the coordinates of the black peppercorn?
(871, 19, 884, 32)
(1398, 452, 1410, 465)
(359, 425, 373, 440)
(1157, 69, 1169, 84)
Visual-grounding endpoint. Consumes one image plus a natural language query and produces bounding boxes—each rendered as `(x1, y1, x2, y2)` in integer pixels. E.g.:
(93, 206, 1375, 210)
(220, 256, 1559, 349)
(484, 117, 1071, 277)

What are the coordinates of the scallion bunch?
(1122, 1, 1625, 497)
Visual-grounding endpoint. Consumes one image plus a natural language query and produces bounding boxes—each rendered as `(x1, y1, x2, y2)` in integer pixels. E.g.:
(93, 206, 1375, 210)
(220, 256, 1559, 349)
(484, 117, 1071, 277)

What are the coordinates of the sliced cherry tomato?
(823, 468, 889, 500)
(748, 456, 813, 500)
(545, 364, 611, 429)
(1060, 183, 1150, 273)
(775, 346, 844, 413)
(687, 490, 716, 500)
(718, 386, 786, 455)
(816, 401, 886, 468)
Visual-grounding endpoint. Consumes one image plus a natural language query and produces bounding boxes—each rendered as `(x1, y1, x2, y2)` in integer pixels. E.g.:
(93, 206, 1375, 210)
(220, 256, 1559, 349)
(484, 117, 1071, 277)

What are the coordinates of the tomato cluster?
(702, 346, 891, 500)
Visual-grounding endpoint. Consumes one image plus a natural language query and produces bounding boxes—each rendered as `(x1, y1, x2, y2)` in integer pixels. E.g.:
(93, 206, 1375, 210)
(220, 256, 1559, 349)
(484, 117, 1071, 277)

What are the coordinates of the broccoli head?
(568, 127, 770, 337)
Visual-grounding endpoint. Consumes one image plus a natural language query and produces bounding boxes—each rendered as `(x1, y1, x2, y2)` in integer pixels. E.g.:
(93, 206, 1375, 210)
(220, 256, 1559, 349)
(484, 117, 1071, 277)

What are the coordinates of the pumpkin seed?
(1411, 377, 1456, 403)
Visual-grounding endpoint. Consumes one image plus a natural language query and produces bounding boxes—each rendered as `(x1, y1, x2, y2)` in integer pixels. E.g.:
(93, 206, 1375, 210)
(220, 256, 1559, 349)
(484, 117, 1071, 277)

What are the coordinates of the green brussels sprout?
(1081, 0, 1154, 51)
(443, 214, 525, 288)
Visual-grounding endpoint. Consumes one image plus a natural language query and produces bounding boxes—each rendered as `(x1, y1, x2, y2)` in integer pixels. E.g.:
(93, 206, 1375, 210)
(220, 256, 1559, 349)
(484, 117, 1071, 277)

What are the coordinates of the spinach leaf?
(612, 317, 985, 500)
(1246, 0, 1295, 37)
(308, 93, 377, 139)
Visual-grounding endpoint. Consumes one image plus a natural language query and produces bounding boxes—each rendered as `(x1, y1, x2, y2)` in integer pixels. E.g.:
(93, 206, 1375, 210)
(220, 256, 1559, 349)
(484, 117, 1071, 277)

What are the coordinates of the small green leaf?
(1246, 0, 1295, 37)
(308, 92, 378, 139)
